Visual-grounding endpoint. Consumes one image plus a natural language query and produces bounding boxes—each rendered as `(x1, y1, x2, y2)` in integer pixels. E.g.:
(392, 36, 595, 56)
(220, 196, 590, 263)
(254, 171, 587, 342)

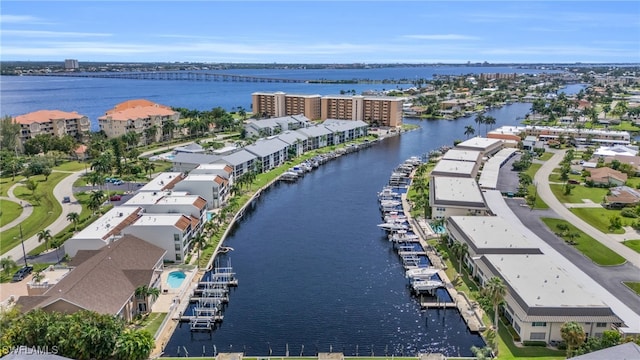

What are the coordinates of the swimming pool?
(167, 271, 186, 288)
(430, 223, 446, 234)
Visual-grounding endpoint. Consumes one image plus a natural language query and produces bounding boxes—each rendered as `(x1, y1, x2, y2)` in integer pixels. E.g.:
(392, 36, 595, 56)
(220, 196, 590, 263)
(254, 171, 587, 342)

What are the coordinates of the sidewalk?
(0, 183, 34, 233)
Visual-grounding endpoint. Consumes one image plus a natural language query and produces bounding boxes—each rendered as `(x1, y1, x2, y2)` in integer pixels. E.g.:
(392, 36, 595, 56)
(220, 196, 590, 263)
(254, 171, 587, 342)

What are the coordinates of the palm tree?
(88, 190, 105, 214)
(484, 276, 507, 332)
(1, 256, 16, 273)
(483, 116, 496, 135)
(463, 125, 475, 139)
(32, 271, 44, 284)
(66, 212, 80, 231)
(134, 285, 160, 313)
(561, 321, 586, 357)
(474, 114, 485, 134)
(451, 241, 468, 274)
(91, 153, 113, 175)
(144, 125, 158, 145)
(37, 229, 52, 251)
(192, 232, 207, 268)
(86, 171, 104, 189)
(162, 120, 177, 142)
(140, 158, 156, 180)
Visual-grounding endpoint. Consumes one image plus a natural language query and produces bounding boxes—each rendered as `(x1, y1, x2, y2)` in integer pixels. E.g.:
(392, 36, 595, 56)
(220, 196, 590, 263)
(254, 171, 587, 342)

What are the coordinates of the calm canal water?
(164, 103, 534, 357)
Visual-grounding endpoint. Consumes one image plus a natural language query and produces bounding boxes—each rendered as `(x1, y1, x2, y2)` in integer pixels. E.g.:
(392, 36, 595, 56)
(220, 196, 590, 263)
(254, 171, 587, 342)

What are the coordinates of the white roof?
(431, 159, 476, 177)
(594, 145, 638, 157)
(72, 206, 141, 241)
(137, 172, 183, 192)
(478, 148, 519, 190)
(456, 137, 502, 151)
(484, 254, 610, 309)
(129, 214, 185, 227)
(123, 191, 189, 206)
(448, 216, 541, 252)
(430, 176, 486, 208)
(442, 149, 482, 162)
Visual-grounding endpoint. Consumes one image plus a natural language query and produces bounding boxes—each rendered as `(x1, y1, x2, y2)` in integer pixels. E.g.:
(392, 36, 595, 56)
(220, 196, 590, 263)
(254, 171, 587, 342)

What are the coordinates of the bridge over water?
(22, 71, 414, 84)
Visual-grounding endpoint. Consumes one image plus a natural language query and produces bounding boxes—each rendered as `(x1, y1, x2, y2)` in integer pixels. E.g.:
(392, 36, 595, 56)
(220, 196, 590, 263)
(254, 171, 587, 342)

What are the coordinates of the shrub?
(621, 208, 637, 218)
(523, 340, 548, 347)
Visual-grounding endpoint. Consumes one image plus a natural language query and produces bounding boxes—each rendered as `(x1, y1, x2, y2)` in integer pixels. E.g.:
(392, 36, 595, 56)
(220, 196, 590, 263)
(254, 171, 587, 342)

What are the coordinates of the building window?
(174, 234, 180, 242)
(513, 322, 521, 334)
(175, 244, 181, 251)
(530, 332, 546, 340)
(175, 254, 181, 261)
(596, 322, 607, 327)
(532, 322, 547, 327)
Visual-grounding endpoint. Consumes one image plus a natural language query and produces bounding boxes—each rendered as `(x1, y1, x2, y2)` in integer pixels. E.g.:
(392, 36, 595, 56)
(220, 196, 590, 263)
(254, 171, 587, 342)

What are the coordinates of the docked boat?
(377, 222, 408, 231)
(411, 279, 444, 292)
(405, 267, 439, 280)
(280, 171, 299, 182)
(388, 230, 420, 243)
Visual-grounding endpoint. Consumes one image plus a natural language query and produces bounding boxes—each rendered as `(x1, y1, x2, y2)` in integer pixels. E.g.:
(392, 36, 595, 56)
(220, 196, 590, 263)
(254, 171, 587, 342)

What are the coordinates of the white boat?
(389, 230, 420, 242)
(377, 222, 408, 231)
(280, 171, 299, 182)
(384, 211, 407, 223)
(405, 267, 439, 279)
(380, 199, 401, 209)
(378, 187, 400, 200)
(411, 279, 444, 292)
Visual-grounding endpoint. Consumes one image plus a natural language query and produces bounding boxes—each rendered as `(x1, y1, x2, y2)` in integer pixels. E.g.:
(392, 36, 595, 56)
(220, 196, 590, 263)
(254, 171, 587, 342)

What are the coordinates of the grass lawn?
(569, 207, 626, 234)
(623, 282, 640, 296)
(548, 172, 582, 184)
(541, 217, 626, 266)
(0, 175, 25, 197)
(138, 312, 167, 336)
(53, 161, 88, 172)
(624, 177, 640, 189)
(623, 239, 640, 253)
(0, 172, 67, 255)
(0, 199, 23, 227)
(549, 183, 607, 204)
(497, 320, 566, 360)
(612, 121, 640, 132)
(526, 183, 549, 209)
(538, 152, 554, 161)
(523, 163, 541, 179)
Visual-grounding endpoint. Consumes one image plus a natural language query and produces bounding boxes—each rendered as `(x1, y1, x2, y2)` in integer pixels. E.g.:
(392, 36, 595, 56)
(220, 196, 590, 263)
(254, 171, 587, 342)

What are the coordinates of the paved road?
(2, 170, 83, 263)
(534, 150, 640, 268)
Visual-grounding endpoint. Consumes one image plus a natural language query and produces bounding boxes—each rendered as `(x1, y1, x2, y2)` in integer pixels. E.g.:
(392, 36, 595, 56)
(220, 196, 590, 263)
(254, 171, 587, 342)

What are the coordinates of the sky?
(1, 1, 639, 64)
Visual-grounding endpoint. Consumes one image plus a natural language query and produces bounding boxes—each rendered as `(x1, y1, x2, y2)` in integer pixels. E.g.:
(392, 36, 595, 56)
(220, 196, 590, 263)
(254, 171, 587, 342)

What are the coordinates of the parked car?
(568, 179, 580, 184)
(62, 196, 71, 203)
(12, 265, 33, 282)
(109, 194, 122, 201)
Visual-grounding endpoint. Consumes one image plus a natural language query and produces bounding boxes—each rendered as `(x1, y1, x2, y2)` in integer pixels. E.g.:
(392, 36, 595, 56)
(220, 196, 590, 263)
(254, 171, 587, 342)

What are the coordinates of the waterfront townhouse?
(244, 137, 289, 171)
(476, 254, 621, 343)
(320, 95, 403, 127)
(322, 119, 369, 145)
(252, 92, 322, 120)
(64, 206, 143, 257)
(121, 190, 207, 232)
(244, 115, 312, 138)
(122, 214, 196, 263)
(431, 159, 478, 178)
(173, 173, 230, 209)
(296, 125, 332, 151)
(441, 149, 483, 164)
(477, 148, 519, 191)
(14, 110, 90, 145)
(171, 153, 222, 173)
(489, 126, 631, 146)
(137, 172, 185, 193)
(446, 216, 543, 276)
(455, 137, 504, 157)
(98, 99, 179, 142)
(277, 130, 309, 158)
(189, 163, 235, 184)
(217, 149, 258, 178)
(429, 176, 488, 220)
(17, 235, 166, 322)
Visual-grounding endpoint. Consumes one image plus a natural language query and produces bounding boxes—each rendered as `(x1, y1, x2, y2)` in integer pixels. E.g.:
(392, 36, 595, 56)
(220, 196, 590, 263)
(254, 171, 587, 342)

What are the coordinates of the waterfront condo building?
(320, 95, 403, 127)
(252, 92, 322, 120)
(98, 99, 179, 143)
(14, 110, 91, 146)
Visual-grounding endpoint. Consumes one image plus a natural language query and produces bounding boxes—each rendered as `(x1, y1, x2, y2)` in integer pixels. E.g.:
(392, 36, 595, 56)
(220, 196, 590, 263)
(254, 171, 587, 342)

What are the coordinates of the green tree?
(88, 190, 105, 214)
(134, 285, 160, 314)
(66, 211, 80, 231)
(0, 256, 16, 273)
(561, 321, 586, 357)
(463, 125, 475, 139)
(113, 328, 155, 360)
(0, 115, 20, 152)
(37, 229, 52, 251)
(484, 276, 506, 332)
(25, 179, 38, 195)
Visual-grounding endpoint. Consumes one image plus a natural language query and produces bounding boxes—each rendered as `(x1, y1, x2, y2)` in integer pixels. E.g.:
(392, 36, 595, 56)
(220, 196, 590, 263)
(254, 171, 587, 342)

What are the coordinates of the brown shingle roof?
(16, 235, 166, 316)
(102, 208, 143, 240)
(14, 110, 86, 124)
(587, 167, 628, 183)
(193, 196, 207, 210)
(175, 215, 192, 231)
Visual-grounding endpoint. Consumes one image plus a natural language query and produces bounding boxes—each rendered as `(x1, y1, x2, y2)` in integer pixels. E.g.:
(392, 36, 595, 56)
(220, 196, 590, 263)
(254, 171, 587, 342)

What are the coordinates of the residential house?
(455, 137, 504, 157)
(296, 125, 332, 151)
(217, 149, 257, 178)
(429, 176, 489, 220)
(171, 153, 221, 173)
(173, 173, 230, 209)
(16, 235, 166, 321)
(120, 190, 208, 232)
(277, 131, 309, 158)
(136, 172, 185, 193)
(322, 119, 369, 145)
(586, 167, 628, 186)
(244, 115, 311, 138)
(603, 186, 640, 209)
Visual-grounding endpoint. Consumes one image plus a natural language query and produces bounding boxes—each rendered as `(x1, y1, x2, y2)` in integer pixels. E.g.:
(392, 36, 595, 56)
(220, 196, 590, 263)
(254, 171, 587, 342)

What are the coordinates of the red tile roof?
(99, 99, 177, 121)
(14, 110, 86, 124)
